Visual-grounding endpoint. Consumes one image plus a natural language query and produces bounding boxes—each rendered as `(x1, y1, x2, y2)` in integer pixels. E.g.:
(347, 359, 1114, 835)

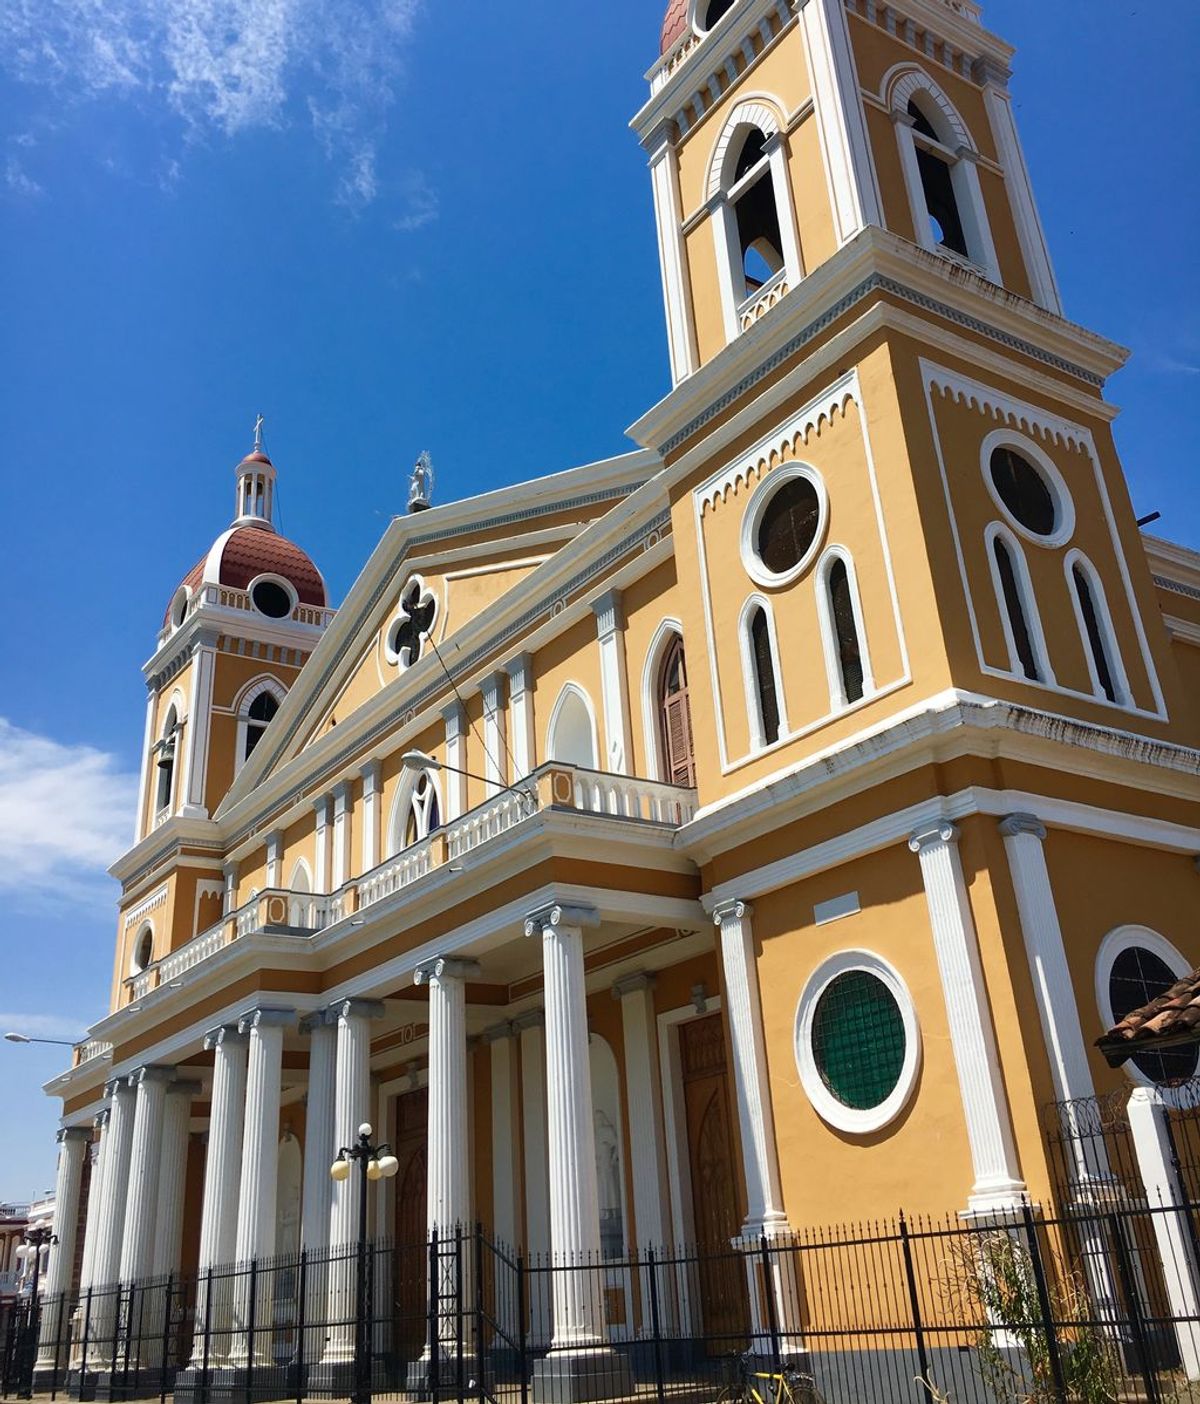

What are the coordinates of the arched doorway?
(658, 636, 696, 787)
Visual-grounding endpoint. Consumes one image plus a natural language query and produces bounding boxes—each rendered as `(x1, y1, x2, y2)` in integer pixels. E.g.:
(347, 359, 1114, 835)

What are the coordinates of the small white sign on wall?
(814, 891, 861, 926)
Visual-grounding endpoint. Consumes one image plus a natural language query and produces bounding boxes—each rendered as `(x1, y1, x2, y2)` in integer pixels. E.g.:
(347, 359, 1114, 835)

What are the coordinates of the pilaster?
(505, 654, 536, 779)
(612, 972, 671, 1250)
(331, 781, 352, 891)
(360, 761, 383, 874)
(482, 672, 508, 796)
(592, 592, 632, 775)
(442, 703, 468, 820)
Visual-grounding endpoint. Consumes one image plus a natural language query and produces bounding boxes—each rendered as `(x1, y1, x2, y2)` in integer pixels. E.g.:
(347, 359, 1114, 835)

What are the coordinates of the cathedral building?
(36, 0, 1200, 1396)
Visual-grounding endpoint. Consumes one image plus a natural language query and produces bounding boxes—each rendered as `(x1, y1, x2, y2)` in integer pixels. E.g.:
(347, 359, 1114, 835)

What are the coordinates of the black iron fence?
(4, 1197, 1200, 1404)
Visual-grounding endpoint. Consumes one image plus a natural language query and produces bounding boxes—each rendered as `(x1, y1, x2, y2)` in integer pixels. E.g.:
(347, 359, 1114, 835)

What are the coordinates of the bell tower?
(638, 0, 1062, 381)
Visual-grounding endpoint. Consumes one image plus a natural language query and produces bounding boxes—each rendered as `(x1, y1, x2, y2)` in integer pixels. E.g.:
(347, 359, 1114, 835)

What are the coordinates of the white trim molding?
(981, 428, 1076, 550)
(546, 681, 601, 772)
(794, 949, 921, 1135)
(1065, 549, 1132, 708)
(815, 544, 874, 710)
(739, 461, 829, 589)
(738, 593, 789, 750)
(640, 617, 686, 783)
(984, 521, 1056, 685)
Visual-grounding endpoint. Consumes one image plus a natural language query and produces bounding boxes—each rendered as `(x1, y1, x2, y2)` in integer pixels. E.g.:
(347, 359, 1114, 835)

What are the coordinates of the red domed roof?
(661, 0, 689, 53)
(165, 525, 326, 625)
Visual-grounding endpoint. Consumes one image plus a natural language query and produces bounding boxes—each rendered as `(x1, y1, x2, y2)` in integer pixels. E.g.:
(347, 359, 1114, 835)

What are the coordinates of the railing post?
(200, 1267, 213, 1399)
(295, 1249, 307, 1404)
(245, 1257, 258, 1404)
(473, 1225, 485, 1404)
(899, 1213, 931, 1397)
(759, 1234, 781, 1370)
(429, 1230, 440, 1404)
(646, 1246, 666, 1404)
(1020, 1202, 1067, 1403)
(1109, 1211, 1159, 1404)
(517, 1250, 528, 1404)
(455, 1229, 464, 1404)
(159, 1273, 174, 1404)
(79, 1287, 93, 1386)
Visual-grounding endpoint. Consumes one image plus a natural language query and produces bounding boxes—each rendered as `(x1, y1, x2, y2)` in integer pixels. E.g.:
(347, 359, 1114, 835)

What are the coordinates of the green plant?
(953, 1226, 1119, 1404)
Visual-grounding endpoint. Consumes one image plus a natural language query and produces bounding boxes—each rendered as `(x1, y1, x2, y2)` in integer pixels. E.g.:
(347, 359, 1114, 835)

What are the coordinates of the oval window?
(1109, 945, 1198, 1085)
(755, 476, 822, 578)
(989, 447, 1057, 538)
(812, 970, 907, 1111)
(251, 579, 293, 619)
(701, 0, 736, 30)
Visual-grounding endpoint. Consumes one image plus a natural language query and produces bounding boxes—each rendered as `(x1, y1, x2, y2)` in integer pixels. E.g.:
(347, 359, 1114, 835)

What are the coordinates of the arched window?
(888, 69, 999, 282)
(288, 859, 314, 927)
(658, 636, 696, 788)
(244, 691, 279, 760)
(698, 0, 735, 31)
(1097, 928, 1198, 1086)
(988, 529, 1049, 683)
(825, 557, 867, 706)
(1068, 554, 1128, 706)
(708, 102, 802, 342)
(548, 685, 599, 770)
(387, 772, 443, 857)
(154, 705, 179, 818)
(129, 923, 154, 977)
(740, 600, 783, 749)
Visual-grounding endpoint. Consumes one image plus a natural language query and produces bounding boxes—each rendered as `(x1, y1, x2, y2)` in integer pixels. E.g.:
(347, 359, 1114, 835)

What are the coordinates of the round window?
(812, 971, 906, 1111)
(700, 0, 736, 31)
(1109, 945, 1198, 1085)
(742, 467, 827, 587)
(989, 447, 1057, 538)
(251, 579, 293, 619)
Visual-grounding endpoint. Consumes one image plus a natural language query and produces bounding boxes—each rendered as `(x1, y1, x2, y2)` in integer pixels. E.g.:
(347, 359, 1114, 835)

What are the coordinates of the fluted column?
(321, 998, 384, 1366)
(300, 1012, 337, 1362)
(910, 822, 1025, 1211)
(526, 903, 605, 1347)
(153, 1082, 199, 1278)
(712, 900, 788, 1233)
(119, 1066, 174, 1285)
(190, 1025, 249, 1365)
(484, 1023, 519, 1251)
(229, 1008, 293, 1367)
(86, 1078, 136, 1365)
(35, 1128, 90, 1372)
(77, 1114, 108, 1297)
(416, 959, 478, 1236)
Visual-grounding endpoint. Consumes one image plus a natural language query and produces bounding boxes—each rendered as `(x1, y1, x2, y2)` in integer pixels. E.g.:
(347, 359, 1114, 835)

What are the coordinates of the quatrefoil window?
(386, 577, 438, 670)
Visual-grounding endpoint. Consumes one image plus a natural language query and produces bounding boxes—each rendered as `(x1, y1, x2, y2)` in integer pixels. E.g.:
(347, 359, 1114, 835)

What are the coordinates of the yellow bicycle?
(715, 1351, 821, 1404)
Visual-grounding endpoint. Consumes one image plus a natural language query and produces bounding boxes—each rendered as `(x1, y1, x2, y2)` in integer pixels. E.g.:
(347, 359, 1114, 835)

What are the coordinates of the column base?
(173, 1363, 291, 1404)
(304, 1355, 392, 1399)
(405, 1350, 483, 1398)
(531, 1346, 633, 1404)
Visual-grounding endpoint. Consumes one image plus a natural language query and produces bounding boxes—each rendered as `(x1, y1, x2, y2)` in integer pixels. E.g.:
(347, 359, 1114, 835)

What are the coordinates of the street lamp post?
(15, 1226, 57, 1401)
(329, 1123, 398, 1404)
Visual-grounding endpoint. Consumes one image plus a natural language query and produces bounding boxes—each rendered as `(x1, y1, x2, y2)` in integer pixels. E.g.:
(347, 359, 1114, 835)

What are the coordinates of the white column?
(1000, 815, 1103, 1164)
(709, 195, 743, 345)
(119, 1066, 174, 1285)
(301, 1014, 338, 1252)
(504, 655, 536, 779)
(229, 1009, 293, 1367)
(265, 831, 282, 889)
(909, 823, 1025, 1212)
(415, 960, 478, 1236)
(35, 1128, 90, 1370)
(796, 0, 883, 244)
(592, 592, 632, 775)
(645, 118, 697, 383)
(360, 761, 382, 874)
(313, 795, 331, 893)
(190, 1026, 248, 1365)
(713, 900, 788, 1233)
(322, 998, 384, 1365)
(525, 903, 606, 1347)
(484, 1024, 519, 1249)
(331, 781, 352, 891)
(181, 629, 218, 818)
(482, 673, 508, 796)
(153, 1082, 198, 1278)
(1128, 1088, 1200, 1381)
(223, 861, 238, 916)
(90, 1080, 137, 1291)
(952, 149, 1003, 285)
(77, 1115, 108, 1297)
(134, 686, 157, 843)
(979, 61, 1062, 315)
(443, 703, 468, 821)
(613, 973, 671, 1249)
(765, 132, 805, 287)
(516, 1013, 550, 1260)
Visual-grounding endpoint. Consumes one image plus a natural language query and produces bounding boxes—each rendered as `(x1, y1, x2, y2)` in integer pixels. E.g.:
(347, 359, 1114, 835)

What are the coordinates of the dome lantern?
(233, 413, 278, 531)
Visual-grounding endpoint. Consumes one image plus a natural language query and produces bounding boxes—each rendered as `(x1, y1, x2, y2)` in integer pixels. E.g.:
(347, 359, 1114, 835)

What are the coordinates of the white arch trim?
(1065, 550, 1133, 708)
(705, 95, 785, 201)
(234, 673, 289, 718)
(737, 594, 789, 751)
(385, 765, 444, 858)
(129, 920, 155, 977)
(984, 522, 1056, 686)
(882, 63, 972, 150)
(980, 428, 1077, 550)
(1095, 926, 1197, 1089)
(546, 681, 600, 771)
(815, 545, 875, 711)
(640, 617, 685, 783)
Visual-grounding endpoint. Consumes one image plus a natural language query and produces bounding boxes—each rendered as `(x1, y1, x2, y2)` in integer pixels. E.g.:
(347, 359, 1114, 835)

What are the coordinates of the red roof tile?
(220, 526, 326, 605)
(1096, 968, 1200, 1068)
(661, 0, 689, 54)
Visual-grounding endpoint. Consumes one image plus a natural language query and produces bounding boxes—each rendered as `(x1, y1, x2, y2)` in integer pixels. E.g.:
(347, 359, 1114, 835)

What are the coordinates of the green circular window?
(811, 970, 907, 1111)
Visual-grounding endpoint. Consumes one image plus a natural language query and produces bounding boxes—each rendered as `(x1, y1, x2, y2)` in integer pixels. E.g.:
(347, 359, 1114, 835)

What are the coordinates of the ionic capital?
(524, 902, 601, 938)
(414, 956, 482, 987)
(299, 1008, 336, 1035)
(908, 821, 960, 855)
(612, 970, 656, 1000)
(128, 1064, 177, 1088)
(328, 998, 386, 1023)
(999, 813, 1047, 842)
(203, 1024, 248, 1052)
(711, 898, 753, 928)
(237, 1007, 296, 1034)
(58, 1126, 93, 1145)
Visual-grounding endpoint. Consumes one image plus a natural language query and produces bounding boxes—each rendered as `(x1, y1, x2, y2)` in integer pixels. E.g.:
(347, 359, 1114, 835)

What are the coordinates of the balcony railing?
(156, 583, 337, 646)
(112, 763, 695, 1012)
(71, 1039, 113, 1069)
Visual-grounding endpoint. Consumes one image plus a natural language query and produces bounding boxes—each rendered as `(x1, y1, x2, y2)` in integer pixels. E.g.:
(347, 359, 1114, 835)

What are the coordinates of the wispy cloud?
(0, 0, 429, 210)
(5, 155, 43, 198)
(0, 1012, 89, 1042)
(393, 170, 438, 232)
(0, 718, 136, 914)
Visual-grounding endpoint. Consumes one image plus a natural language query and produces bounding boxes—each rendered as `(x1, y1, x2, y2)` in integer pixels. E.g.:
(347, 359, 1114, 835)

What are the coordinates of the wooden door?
(391, 1089, 428, 1357)
(659, 637, 697, 788)
(680, 1014, 749, 1349)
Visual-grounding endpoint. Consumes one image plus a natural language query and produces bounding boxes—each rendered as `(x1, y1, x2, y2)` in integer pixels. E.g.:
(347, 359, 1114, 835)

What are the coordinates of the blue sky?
(1, 1, 1198, 1198)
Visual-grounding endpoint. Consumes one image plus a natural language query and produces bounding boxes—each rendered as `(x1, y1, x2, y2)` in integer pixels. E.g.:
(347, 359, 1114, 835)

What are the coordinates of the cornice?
(627, 227, 1127, 455)
(109, 817, 223, 889)
(1145, 534, 1200, 596)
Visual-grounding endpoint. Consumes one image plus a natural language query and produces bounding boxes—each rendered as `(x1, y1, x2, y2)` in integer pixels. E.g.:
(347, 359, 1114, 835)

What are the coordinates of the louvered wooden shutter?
(659, 640, 697, 787)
